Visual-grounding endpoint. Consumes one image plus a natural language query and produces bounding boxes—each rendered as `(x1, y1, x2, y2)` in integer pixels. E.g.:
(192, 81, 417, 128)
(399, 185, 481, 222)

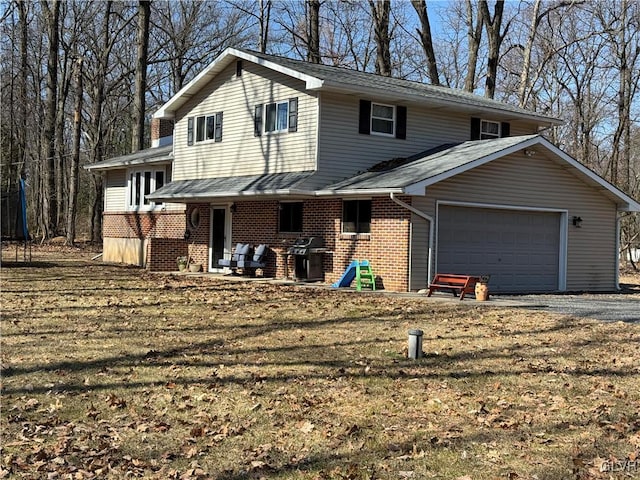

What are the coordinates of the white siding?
(105, 170, 126, 212)
(410, 152, 618, 291)
(316, 92, 541, 186)
(173, 62, 317, 180)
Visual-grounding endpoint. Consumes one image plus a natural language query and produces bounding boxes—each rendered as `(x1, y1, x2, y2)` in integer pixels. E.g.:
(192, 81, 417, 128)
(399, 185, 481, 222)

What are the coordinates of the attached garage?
(436, 204, 565, 293)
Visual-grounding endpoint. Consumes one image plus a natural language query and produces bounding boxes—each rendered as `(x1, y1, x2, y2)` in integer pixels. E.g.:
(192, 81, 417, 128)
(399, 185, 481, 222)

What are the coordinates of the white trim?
(615, 214, 621, 290)
(208, 204, 232, 273)
(370, 102, 396, 137)
(435, 200, 568, 292)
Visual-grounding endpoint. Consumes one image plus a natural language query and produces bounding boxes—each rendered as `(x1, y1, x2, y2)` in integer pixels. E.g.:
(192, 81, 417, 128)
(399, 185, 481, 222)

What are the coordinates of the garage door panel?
(438, 206, 560, 293)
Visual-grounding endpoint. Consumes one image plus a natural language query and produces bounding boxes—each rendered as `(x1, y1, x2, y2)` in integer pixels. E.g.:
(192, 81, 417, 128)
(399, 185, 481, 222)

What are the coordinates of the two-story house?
(86, 48, 639, 293)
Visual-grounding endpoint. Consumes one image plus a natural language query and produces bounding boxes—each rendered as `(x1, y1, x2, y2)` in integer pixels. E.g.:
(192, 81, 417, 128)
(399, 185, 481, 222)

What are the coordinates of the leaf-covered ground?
(1, 246, 639, 479)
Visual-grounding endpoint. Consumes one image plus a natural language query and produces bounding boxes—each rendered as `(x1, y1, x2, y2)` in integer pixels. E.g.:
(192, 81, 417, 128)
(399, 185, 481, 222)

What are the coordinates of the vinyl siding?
(316, 91, 541, 186)
(173, 62, 317, 180)
(104, 168, 182, 213)
(410, 152, 617, 291)
(105, 170, 126, 212)
(409, 212, 430, 290)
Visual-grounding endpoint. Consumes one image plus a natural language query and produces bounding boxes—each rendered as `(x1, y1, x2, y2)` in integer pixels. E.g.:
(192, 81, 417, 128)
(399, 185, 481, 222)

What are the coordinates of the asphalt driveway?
(499, 292, 640, 323)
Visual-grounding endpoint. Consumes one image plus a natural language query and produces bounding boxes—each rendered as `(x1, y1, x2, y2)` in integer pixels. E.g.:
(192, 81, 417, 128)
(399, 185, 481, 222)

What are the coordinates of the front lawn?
(1, 247, 639, 479)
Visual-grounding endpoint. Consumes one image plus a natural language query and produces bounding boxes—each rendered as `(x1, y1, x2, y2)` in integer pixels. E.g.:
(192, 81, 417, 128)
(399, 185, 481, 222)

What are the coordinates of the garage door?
(437, 205, 561, 293)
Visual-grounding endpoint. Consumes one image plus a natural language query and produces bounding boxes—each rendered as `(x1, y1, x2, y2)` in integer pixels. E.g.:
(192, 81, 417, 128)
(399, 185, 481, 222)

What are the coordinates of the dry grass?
(1, 246, 639, 479)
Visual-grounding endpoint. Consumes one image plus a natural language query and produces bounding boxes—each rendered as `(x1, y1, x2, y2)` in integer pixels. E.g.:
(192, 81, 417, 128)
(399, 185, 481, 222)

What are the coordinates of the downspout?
(389, 193, 435, 290)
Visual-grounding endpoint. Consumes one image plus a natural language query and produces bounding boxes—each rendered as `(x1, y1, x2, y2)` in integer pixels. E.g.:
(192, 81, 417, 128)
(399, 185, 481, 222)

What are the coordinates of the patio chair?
(237, 244, 268, 275)
(218, 243, 251, 269)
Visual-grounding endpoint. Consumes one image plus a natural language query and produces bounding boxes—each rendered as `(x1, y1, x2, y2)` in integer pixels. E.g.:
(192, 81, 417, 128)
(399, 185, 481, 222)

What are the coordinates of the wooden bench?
(427, 274, 479, 301)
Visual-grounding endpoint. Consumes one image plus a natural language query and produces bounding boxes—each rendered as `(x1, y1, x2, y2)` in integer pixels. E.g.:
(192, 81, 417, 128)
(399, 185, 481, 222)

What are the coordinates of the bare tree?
(411, 0, 439, 85)
(369, 0, 391, 76)
(132, 0, 150, 152)
(66, 57, 83, 246)
(40, 0, 60, 239)
(479, 0, 505, 99)
(308, 0, 320, 63)
(463, 0, 483, 92)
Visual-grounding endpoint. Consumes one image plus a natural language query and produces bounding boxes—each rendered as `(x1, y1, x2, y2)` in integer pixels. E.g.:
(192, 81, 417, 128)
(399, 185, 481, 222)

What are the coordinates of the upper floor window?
(480, 120, 500, 139)
(371, 103, 395, 136)
(128, 167, 167, 210)
(279, 202, 303, 233)
(342, 199, 371, 234)
(470, 117, 510, 140)
(254, 98, 298, 136)
(187, 112, 223, 145)
(359, 99, 406, 139)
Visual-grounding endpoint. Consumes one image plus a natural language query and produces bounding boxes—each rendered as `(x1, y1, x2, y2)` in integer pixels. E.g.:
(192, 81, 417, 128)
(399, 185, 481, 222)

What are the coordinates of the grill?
(286, 237, 325, 281)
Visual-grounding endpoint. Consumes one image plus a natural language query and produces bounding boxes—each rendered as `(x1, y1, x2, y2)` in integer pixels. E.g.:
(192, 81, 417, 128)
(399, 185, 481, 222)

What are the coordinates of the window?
(358, 100, 406, 139)
(254, 98, 298, 136)
(265, 101, 288, 133)
(480, 120, 500, 139)
(371, 103, 395, 136)
(279, 202, 303, 232)
(128, 167, 167, 210)
(342, 200, 371, 234)
(188, 113, 223, 144)
(470, 118, 510, 140)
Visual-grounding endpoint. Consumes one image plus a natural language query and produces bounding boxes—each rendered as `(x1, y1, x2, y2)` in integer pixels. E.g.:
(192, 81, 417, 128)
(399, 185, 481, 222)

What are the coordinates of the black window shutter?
(187, 117, 194, 145)
(254, 104, 263, 137)
(215, 112, 223, 142)
(500, 122, 510, 138)
(359, 100, 371, 135)
(236, 60, 242, 77)
(288, 97, 298, 132)
(396, 105, 407, 140)
(470, 117, 481, 140)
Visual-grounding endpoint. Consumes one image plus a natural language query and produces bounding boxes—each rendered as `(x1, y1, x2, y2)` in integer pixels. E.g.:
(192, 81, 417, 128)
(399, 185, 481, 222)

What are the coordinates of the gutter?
(389, 193, 434, 290)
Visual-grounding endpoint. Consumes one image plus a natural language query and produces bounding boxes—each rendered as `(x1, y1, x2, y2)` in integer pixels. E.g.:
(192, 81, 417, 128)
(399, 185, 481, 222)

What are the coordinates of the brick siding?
(150, 118, 174, 142)
(104, 196, 412, 291)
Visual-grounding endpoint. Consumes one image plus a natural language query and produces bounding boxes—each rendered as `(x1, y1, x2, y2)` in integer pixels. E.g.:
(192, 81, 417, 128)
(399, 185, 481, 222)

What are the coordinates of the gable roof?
(319, 135, 640, 212)
(153, 48, 562, 127)
(84, 145, 173, 171)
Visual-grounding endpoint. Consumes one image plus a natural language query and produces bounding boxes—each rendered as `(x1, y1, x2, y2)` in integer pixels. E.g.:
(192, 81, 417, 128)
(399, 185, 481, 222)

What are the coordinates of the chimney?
(151, 117, 174, 148)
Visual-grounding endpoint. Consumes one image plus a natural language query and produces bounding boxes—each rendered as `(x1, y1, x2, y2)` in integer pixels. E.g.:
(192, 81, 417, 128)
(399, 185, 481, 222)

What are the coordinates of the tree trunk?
(307, 0, 321, 63)
(369, 0, 392, 76)
(41, 0, 61, 239)
(518, 0, 541, 107)
(258, 0, 272, 53)
(411, 0, 439, 85)
(480, 0, 504, 99)
(18, 1, 28, 180)
(463, 0, 483, 92)
(132, 0, 150, 153)
(66, 58, 83, 246)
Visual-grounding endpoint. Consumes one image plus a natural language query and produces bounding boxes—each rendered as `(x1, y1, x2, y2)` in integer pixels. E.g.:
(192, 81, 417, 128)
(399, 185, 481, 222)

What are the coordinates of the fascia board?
(314, 188, 405, 196)
(84, 156, 173, 172)
(147, 189, 317, 203)
(153, 48, 323, 119)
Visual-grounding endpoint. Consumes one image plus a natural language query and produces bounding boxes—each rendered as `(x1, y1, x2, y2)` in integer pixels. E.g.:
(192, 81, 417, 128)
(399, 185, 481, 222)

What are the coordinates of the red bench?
(427, 274, 479, 301)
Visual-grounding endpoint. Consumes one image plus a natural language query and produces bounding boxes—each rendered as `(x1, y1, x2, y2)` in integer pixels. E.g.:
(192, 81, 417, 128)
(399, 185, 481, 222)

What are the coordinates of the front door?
(209, 206, 230, 272)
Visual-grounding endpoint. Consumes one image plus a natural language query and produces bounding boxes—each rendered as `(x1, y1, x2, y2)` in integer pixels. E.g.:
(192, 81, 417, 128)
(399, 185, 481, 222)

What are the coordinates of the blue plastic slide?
(332, 260, 369, 288)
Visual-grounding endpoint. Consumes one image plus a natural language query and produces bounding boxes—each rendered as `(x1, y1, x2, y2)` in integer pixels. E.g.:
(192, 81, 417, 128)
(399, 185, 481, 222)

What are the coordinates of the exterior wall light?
(572, 216, 583, 228)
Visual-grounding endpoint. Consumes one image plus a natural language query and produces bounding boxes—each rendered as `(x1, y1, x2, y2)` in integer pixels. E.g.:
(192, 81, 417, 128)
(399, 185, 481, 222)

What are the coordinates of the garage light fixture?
(572, 216, 583, 228)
